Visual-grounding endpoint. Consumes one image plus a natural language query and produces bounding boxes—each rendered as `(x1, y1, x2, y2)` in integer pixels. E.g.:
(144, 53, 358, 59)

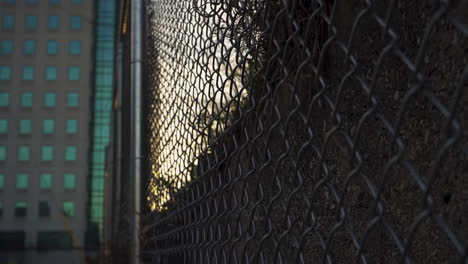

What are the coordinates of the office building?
(0, 0, 116, 262)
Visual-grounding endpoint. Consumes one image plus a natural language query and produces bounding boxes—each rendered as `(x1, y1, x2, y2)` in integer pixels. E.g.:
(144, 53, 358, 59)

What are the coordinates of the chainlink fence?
(143, 0, 468, 263)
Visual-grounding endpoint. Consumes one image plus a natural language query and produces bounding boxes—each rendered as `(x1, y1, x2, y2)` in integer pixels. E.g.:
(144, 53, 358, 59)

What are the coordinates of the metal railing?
(143, 0, 468, 263)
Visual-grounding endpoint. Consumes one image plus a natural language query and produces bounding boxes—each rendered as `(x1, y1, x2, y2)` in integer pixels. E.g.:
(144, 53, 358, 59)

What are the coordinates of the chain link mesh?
(144, 0, 468, 263)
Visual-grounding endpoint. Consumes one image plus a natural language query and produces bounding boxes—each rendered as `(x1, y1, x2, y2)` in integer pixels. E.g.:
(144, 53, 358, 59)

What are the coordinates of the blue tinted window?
(71, 0, 82, 4)
(0, 146, 6, 160)
(41, 146, 54, 161)
(47, 15, 59, 30)
(66, 119, 78, 134)
(69, 41, 81, 55)
(44, 92, 56, 107)
(0, 92, 9, 107)
(0, 120, 8, 134)
(2, 15, 15, 30)
(49, 0, 60, 4)
(70, 16, 81, 30)
(47, 40, 58, 55)
(0, 40, 13, 55)
(22, 66, 34, 81)
(23, 40, 36, 55)
(68, 66, 80, 80)
(20, 92, 33, 107)
(25, 15, 38, 30)
(45, 67, 57, 81)
(0, 66, 11, 80)
(67, 92, 79, 107)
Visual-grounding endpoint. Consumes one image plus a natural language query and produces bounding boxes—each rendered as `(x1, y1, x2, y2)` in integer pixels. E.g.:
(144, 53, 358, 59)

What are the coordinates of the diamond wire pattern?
(144, 0, 468, 263)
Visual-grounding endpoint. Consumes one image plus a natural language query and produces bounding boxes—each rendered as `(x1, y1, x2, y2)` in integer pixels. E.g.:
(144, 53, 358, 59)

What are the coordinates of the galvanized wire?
(144, 0, 468, 263)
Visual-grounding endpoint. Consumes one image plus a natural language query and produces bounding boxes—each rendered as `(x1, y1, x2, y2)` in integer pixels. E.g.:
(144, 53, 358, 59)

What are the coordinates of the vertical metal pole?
(131, 0, 142, 263)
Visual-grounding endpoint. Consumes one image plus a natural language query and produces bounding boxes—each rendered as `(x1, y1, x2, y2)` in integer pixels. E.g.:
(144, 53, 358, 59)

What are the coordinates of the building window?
(2, 15, 15, 31)
(64, 146, 77, 161)
(0, 120, 8, 134)
(25, 15, 38, 30)
(70, 16, 81, 30)
(0, 173, 4, 190)
(67, 92, 79, 107)
(47, 15, 59, 30)
(66, 119, 78, 134)
(17, 146, 30, 161)
(23, 40, 36, 55)
(14, 201, 27, 217)
(0, 92, 9, 107)
(40, 173, 52, 189)
(71, 0, 82, 4)
(68, 66, 80, 80)
(0, 66, 12, 80)
(19, 120, 32, 135)
(0, 173, 4, 189)
(0, 40, 13, 55)
(44, 92, 56, 107)
(22, 66, 34, 81)
(16, 173, 28, 189)
(41, 146, 53, 161)
(26, 0, 38, 4)
(43, 119, 55, 135)
(45, 66, 57, 80)
(49, 0, 60, 4)
(69, 41, 81, 55)
(47, 40, 58, 55)
(62, 201, 74, 217)
(63, 173, 76, 190)
(0, 146, 6, 161)
(20, 92, 33, 108)
(38, 201, 51, 217)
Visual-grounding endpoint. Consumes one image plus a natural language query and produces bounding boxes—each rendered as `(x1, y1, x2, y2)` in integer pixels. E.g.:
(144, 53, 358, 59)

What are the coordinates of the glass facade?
(88, 0, 116, 237)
